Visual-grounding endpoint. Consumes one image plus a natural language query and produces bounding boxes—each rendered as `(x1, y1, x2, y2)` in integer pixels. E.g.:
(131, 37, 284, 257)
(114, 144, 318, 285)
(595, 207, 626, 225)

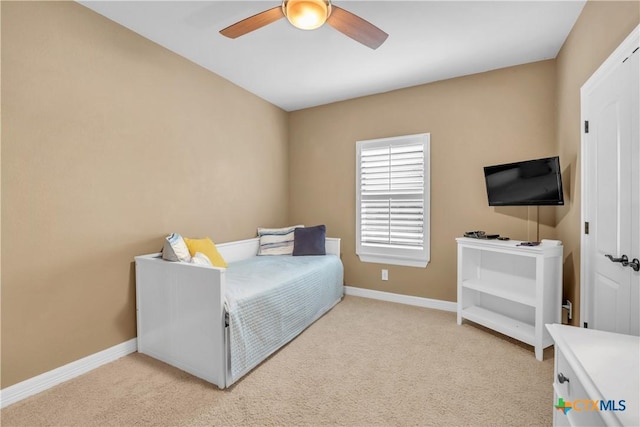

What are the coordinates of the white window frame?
(356, 133, 430, 268)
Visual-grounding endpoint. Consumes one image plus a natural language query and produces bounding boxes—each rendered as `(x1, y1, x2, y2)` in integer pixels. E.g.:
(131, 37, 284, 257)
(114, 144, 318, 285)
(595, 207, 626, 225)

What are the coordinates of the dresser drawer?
(554, 349, 605, 426)
(555, 349, 584, 401)
(553, 384, 571, 427)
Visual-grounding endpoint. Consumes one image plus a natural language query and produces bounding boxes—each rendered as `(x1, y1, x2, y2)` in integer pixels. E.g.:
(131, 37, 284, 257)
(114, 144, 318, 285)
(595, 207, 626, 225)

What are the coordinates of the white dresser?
(546, 324, 640, 426)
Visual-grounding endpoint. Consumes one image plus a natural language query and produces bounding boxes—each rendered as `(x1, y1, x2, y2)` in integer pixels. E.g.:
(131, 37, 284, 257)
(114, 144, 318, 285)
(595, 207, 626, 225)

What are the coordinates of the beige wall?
(2, 0, 638, 392)
(555, 0, 639, 326)
(1, 2, 289, 388)
(289, 60, 558, 302)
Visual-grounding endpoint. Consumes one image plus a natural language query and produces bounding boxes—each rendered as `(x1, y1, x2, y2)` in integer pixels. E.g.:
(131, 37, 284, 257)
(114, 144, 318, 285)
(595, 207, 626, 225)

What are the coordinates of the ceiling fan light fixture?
(220, 1, 387, 50)
(283, 0, 331, 30)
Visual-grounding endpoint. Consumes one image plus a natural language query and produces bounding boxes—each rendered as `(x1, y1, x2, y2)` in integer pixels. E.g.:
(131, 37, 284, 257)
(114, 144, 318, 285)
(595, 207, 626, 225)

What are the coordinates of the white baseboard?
(344, 286, 456, 312)
(0, 338, 137, 409)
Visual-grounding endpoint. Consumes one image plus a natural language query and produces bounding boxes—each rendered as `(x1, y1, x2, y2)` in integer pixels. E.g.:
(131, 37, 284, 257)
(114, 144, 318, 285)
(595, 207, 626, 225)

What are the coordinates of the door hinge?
(584, 221, 589, 234)
(584, 322, 588, 329)
(584, 120, 589, 133)
(623, 47, 639, 63)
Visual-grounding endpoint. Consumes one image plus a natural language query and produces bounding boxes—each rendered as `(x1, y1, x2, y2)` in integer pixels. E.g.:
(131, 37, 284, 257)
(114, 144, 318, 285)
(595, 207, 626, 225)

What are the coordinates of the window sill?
(357, 253, 429, 268)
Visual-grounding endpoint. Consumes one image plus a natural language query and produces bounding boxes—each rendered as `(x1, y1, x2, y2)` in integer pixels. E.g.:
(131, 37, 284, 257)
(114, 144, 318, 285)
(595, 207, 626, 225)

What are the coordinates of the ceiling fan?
(219, 0, 388, 50)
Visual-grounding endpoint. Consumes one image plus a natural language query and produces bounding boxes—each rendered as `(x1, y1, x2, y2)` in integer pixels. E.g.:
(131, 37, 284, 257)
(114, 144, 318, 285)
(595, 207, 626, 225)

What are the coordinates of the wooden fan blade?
(220, 6, 284, 39)
(326, 5, 388, 50)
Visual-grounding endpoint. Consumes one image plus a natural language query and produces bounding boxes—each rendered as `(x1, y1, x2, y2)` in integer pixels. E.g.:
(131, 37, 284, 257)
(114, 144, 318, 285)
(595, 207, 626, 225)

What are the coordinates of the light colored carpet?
(1, 296, 554, 426)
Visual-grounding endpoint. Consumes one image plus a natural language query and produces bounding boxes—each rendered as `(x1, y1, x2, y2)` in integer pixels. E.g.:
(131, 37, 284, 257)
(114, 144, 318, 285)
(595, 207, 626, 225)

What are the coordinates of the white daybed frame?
(135, 237, 341, 389)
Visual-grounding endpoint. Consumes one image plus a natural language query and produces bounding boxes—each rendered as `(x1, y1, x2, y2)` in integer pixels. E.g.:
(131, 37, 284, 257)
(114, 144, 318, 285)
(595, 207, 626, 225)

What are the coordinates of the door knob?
(605, 254, 629, 266)
(628, 258, 640, 272)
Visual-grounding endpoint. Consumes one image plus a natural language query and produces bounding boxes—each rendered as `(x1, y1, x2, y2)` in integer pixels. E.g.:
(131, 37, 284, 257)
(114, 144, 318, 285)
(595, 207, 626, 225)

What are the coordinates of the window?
(356, 133, 430, 267)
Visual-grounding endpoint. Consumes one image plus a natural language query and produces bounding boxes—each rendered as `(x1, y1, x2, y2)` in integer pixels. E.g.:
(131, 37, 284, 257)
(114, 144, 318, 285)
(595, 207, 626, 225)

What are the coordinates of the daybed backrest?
(216, 237, 341, 263)
(216, 238, 261, 263)
(136, 238, 341, 265)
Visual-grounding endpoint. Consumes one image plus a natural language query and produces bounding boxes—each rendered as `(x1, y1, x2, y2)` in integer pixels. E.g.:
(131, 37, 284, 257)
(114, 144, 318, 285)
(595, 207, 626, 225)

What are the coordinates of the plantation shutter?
(356, 133, 430, 268)
(359, 143, 425, 250)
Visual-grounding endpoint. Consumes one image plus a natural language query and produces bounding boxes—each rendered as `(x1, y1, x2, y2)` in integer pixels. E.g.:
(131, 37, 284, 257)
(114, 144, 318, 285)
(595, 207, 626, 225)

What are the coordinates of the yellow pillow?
(183, 237, 227, 268)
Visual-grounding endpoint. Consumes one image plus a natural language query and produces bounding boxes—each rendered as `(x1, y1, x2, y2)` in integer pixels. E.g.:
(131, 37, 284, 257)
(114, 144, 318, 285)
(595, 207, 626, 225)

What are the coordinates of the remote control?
(518, 241, 540, 246)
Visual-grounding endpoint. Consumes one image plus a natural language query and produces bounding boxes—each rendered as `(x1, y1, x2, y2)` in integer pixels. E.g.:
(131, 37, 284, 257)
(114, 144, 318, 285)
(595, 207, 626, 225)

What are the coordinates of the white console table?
(546, 324, 639, 427)
(456, 237, 563, 360)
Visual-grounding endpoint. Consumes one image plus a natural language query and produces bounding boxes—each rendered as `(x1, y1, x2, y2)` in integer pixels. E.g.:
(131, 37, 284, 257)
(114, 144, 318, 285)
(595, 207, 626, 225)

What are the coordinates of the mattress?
(224, 254, 344, 383)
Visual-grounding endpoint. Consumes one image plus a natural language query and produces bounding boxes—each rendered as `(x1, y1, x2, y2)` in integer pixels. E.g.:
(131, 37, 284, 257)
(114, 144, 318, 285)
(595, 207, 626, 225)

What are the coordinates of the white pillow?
(191, 252, 213, 266)
(162, 233, 192, 262)
(257, 225, 304, 255)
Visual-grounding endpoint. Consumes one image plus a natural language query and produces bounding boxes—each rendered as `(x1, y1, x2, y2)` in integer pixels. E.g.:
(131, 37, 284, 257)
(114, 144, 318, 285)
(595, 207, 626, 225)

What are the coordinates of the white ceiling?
(78, 1, 586, 111)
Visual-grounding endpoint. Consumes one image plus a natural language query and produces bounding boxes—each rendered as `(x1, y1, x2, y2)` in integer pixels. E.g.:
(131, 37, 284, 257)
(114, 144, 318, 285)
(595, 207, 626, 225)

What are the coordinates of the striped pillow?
(162, 233, 192, 262)
(257, 225, 304, 255)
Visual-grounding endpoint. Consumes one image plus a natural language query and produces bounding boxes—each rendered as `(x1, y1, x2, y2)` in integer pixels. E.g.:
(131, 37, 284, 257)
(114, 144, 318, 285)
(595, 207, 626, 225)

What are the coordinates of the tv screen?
(484, 156, 564, 206)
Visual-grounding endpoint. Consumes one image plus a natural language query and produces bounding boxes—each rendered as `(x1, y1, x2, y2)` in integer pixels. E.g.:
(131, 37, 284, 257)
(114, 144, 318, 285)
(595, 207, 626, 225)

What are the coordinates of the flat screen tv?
(484, 156, 564, 206)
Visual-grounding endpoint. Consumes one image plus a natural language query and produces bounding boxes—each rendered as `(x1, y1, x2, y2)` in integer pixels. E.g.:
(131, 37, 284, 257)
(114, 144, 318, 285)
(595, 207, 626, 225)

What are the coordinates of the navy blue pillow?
(293, 225, 326, 256)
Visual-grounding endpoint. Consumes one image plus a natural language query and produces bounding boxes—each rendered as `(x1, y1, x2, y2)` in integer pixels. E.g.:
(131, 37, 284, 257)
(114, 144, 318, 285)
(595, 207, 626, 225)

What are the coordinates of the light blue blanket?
(224, 254, 344, 383)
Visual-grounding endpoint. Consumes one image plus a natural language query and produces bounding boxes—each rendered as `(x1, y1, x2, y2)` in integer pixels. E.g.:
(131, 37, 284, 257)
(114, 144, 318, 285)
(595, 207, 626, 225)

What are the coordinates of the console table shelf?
(461, 305, 535, 345)
(462, 278, 536, 307)
(456, 237, 563, 360)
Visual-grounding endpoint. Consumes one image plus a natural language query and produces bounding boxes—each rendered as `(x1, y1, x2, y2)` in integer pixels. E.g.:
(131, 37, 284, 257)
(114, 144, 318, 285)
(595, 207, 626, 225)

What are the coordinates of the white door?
(581, 27, 639, 335)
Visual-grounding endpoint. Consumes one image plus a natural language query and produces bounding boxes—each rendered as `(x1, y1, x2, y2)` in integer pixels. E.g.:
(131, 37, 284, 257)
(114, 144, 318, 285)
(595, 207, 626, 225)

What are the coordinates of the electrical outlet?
(381, 269, 388, 281)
